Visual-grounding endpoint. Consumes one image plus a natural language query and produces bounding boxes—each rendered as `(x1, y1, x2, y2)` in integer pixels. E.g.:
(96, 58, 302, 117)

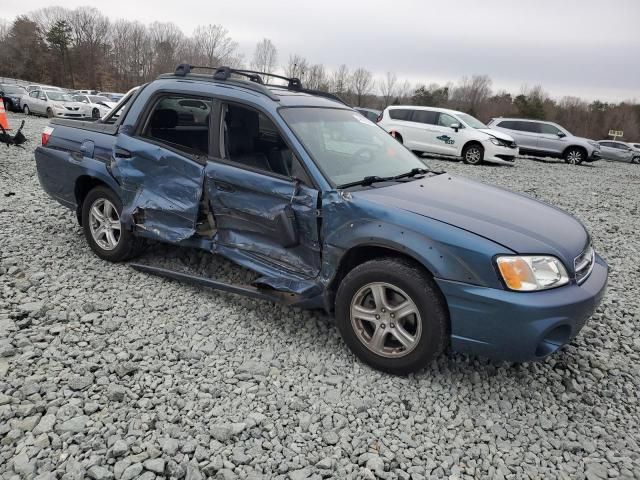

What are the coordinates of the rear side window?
(599, 141, 613, 147)
(388, 109, 412, 121)
(142, 94, 212, 157)
(411, 110, 438, 125)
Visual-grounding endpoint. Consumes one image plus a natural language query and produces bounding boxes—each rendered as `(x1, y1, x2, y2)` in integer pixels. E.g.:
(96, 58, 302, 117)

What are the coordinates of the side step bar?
(129, 263, 301, 305)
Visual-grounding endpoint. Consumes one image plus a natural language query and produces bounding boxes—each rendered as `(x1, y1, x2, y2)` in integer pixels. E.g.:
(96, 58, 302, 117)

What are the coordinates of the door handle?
(215, 181, 235, 192)
(114, 147, 132, 159)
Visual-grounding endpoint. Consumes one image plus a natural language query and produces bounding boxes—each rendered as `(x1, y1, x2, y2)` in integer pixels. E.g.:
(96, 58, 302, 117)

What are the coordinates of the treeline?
(0, 6, 638, 140)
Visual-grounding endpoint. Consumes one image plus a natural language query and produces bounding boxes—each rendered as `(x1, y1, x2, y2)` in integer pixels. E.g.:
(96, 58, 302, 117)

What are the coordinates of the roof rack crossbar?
(168, 64, 346, 106)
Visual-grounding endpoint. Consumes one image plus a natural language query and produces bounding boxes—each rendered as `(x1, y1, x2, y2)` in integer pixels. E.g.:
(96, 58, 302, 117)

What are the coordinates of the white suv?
(377, 106, 518, 165)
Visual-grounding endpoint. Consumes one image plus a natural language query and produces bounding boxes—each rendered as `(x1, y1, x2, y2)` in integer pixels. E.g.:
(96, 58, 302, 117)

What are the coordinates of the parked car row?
(354, 105, 638, 166)
(0, 82, 124, 120)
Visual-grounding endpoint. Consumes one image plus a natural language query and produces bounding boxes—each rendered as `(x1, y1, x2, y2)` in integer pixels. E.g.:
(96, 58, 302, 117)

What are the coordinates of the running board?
(129, 263, 301, 305)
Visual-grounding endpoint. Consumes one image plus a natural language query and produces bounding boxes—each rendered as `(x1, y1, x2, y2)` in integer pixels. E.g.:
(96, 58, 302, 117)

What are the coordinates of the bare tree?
(351, 67, 374, 107)
(250, 38, 277, 72)
(450, 74, 493, 115)
(192, 24, 237, 67)
(306, 64, 328, 91)
(285, 53, 309, 82)
(330, 64, 350, 96)
(379, 71, 398, 107)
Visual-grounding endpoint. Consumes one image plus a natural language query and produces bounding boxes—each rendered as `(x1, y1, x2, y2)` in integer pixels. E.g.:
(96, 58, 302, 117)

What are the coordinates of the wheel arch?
(327, 244, 446, 309)
(461, 139, 484, 155)
(74, 176, 116, 225)
(562, 144, 587, 158)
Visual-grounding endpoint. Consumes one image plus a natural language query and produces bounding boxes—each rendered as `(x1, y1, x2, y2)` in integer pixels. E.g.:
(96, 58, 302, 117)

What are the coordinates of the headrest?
(150, 109, 178, 128)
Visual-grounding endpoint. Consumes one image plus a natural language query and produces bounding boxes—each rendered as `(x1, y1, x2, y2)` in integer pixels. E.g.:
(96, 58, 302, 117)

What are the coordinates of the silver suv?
(487, 118, 601, 165)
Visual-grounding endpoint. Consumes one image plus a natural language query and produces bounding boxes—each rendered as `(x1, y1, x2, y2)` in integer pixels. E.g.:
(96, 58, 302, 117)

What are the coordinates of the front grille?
(65, 106, 79, 111)
(574, 244, 595, 284)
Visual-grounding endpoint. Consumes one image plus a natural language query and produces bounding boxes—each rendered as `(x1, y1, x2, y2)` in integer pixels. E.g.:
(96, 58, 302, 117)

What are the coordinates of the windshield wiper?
(337, 168, 430, 189)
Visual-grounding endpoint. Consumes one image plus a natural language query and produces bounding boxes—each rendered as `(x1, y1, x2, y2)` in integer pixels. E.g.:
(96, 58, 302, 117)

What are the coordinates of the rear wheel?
(81, 186, 144, 262)
(462, 143, 484, 165)
(335, 257, 447, 375)
(564, 147, 585, 165)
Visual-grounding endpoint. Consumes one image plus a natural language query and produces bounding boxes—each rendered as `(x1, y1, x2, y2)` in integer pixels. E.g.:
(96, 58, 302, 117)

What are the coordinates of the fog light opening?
(535, 325, 571, 358)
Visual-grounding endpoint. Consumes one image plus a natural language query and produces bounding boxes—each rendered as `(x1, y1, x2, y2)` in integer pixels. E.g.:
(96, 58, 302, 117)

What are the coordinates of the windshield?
(46, 91, 74, 102)
(89, 96, 111, 103)
(457, 113, 487, 129)
(281, 108, 426, 187)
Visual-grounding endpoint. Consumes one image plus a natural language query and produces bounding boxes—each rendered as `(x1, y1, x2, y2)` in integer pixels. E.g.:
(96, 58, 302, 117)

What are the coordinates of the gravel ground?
(1, 111, 639, 480)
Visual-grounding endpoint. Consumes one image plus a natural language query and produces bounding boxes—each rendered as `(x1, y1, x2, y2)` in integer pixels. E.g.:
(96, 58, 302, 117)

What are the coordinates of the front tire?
(23, 105, 30, 115)
(462, 143, 484, 165)
(564, 147, 585, 165)
(81, 186, 144, 262)
(92, 108, 100, 119)
(46, 108, 53, 118)
(335, 258, 447, 375)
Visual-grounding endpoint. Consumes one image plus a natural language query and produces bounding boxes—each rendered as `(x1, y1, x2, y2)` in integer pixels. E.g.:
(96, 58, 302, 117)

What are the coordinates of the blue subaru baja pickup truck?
(34, 65, 608, 374)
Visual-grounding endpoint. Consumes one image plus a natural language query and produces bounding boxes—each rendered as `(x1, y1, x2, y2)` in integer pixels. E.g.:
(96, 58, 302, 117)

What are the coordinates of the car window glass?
(142, 94, 212, 157)
(30, 91, 39, 98)
(222, 103, 295, 178)
(437, 113, 458, 128)
(411, 110, 438, 125)
(516, 121, 540, 133)
(39, 92, 47, 100)
(388, 109, 412, 121)
(539, 123, 562, 135)
(599, 142, 612, 147)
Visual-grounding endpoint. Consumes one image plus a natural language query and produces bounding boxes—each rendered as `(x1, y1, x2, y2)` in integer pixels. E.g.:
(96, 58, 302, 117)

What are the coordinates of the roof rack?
(171, 64, 347, 105)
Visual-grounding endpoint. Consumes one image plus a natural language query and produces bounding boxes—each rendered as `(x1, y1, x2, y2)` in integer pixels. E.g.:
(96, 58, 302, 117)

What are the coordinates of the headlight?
(496, 255, 569, 291)
(489, 138, 501, 146)
(52, 103, 64, 109)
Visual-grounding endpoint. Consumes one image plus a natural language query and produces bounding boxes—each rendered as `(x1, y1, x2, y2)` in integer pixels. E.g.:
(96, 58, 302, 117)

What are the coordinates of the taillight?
(41, 126, 54, 146)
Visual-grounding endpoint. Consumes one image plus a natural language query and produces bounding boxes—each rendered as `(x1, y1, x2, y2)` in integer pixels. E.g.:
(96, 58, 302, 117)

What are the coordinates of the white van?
(378, 106, 518, 165)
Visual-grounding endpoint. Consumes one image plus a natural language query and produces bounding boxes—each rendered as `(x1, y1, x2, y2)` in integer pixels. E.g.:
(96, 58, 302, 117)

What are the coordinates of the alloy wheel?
(350, 282, 422, 358)
(567, 150, 583, 164)
(89, 198, 121, 251)
(465, 147, 482, 164)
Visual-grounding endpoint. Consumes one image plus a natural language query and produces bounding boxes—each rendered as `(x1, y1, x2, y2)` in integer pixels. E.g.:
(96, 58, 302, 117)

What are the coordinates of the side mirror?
(450, 123, 460, 132)
(557, 132, 566, 138)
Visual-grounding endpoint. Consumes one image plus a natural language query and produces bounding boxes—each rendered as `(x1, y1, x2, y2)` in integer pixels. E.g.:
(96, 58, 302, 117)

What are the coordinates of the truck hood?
(477, 128, 515, 142)
(354, 174, 588, 270)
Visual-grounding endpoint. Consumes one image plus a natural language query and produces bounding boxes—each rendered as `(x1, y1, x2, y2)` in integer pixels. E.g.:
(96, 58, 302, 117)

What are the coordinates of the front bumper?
(435, 254, 608, 362)
(482, 141, 519, 165)
(52, 109, 85, 119)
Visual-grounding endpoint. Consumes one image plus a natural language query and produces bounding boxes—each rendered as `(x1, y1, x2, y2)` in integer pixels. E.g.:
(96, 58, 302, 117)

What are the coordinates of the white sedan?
(72, 94, 117, 119)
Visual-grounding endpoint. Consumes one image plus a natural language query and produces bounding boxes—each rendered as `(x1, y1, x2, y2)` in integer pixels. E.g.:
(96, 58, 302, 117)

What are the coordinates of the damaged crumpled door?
(109, 134, 205, 242)
(205, 161, 321, 278)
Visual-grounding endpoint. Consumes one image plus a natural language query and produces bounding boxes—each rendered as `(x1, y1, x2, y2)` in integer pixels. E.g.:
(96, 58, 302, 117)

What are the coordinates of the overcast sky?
(4, 0, 639, 102)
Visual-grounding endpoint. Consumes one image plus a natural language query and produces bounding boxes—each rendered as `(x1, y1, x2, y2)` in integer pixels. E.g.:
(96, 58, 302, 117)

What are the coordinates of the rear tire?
(81, 186, 144, 262)
(335, 257, 447, 375)
(564, 147, 585, 165)
(462, 143, 484, 165)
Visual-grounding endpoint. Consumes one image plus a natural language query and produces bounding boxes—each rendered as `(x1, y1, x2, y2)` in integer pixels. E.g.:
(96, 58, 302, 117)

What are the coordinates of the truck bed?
(50, 118, 119, 136)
